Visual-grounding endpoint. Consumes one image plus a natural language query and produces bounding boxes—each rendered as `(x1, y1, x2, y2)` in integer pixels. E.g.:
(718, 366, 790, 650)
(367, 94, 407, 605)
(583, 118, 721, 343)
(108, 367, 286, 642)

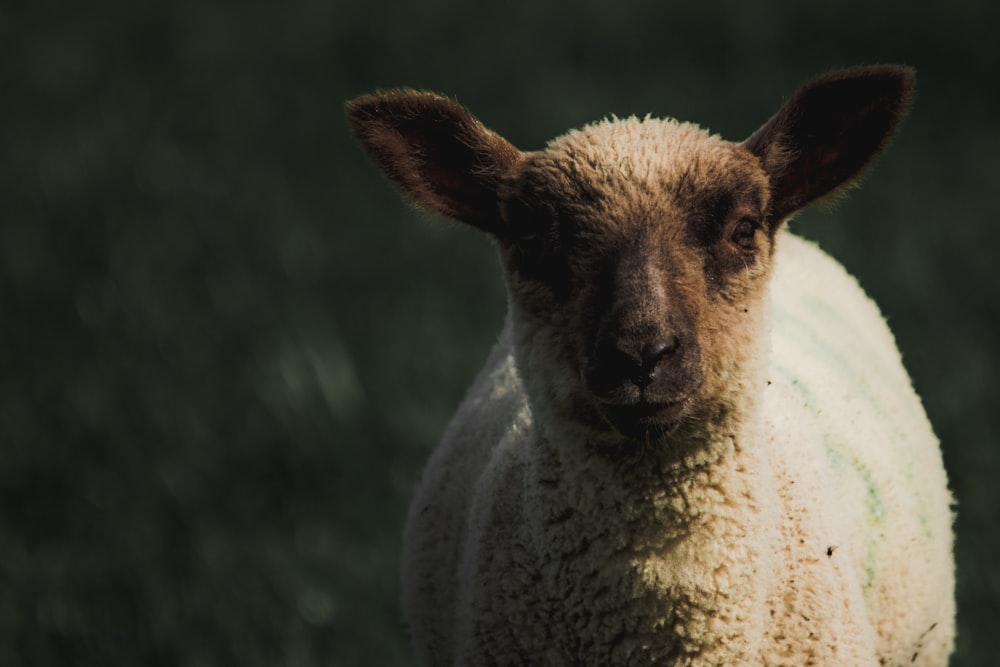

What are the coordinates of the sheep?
(346, 66, 955, 666)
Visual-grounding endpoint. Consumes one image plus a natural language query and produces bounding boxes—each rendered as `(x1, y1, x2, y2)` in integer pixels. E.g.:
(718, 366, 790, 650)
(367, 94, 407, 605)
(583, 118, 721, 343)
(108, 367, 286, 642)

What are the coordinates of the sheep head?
(347, 66, 914, 446)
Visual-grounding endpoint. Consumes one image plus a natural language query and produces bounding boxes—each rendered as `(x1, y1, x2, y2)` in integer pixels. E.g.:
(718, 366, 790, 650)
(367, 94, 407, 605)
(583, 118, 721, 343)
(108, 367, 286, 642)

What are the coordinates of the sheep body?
(402, 232, 953, 666)
(347, 67, 954, 666)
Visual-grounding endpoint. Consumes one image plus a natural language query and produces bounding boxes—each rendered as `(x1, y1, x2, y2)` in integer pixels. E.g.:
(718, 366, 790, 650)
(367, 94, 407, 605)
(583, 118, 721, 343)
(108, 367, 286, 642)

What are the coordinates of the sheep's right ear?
(346, 90, 523, 236)
(743, 65, 915, 224)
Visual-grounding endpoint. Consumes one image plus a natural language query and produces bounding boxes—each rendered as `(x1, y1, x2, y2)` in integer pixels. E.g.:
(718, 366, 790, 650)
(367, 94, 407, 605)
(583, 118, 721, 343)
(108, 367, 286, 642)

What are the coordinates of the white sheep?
(347, 66, 955, 666)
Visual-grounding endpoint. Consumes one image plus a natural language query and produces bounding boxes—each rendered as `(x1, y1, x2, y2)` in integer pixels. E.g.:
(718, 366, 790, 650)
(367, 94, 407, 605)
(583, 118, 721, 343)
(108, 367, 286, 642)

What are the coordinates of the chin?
(599, 398, 691, 442)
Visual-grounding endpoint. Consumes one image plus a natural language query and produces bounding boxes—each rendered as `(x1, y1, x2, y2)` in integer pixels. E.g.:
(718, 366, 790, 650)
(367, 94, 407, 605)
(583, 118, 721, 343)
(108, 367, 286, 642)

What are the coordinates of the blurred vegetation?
(0, 0, 997, 664)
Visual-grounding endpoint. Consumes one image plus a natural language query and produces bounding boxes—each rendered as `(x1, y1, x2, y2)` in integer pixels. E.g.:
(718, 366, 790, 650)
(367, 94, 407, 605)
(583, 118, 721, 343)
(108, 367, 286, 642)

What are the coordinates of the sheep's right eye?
(507, 209, 560, 251)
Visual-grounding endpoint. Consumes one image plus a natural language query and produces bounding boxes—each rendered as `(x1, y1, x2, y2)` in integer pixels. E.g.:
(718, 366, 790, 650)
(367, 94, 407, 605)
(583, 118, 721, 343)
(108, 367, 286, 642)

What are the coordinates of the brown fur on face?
(497, 118, 774, 442)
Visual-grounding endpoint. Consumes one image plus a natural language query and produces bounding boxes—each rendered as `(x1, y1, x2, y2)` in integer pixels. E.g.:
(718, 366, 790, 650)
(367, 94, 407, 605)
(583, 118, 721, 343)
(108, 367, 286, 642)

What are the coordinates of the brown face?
(498, 119, 775, 442)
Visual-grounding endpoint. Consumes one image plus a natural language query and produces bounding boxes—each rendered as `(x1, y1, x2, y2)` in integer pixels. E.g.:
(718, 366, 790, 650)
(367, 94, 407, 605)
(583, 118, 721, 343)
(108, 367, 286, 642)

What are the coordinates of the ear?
(743, 65, 915, 223)
(345, 89, 523, 235)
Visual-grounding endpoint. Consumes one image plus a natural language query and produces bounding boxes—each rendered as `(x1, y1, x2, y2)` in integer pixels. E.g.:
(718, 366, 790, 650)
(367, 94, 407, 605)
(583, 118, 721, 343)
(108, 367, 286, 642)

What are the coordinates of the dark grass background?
(2, 1, 997, 664)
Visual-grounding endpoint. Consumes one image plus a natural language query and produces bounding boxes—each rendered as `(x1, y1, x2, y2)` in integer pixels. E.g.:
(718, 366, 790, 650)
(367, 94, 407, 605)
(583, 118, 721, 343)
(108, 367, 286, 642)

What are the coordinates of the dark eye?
(729, 218, 758, 249)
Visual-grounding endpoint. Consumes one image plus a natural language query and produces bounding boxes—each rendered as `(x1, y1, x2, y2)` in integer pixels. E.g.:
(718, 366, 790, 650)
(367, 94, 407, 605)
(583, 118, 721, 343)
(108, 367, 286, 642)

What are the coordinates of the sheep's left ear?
(743, 65, 915, 224)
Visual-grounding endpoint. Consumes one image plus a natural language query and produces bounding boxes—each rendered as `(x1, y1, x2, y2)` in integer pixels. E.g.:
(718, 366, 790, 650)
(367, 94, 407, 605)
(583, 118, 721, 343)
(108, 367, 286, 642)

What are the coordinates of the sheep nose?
(587, 336, 681, 395)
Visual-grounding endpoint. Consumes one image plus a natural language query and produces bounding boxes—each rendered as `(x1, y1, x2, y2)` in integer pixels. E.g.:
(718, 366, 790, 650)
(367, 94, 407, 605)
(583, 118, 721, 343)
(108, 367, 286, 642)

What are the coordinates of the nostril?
(633, 337, 681, 388)
(586, 344, 642, 396)
(641, 337, 679, 368)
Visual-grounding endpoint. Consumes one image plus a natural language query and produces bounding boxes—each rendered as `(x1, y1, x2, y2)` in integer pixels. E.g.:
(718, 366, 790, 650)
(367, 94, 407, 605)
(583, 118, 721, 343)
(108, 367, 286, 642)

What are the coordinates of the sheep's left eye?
(729, 219, 758, 249)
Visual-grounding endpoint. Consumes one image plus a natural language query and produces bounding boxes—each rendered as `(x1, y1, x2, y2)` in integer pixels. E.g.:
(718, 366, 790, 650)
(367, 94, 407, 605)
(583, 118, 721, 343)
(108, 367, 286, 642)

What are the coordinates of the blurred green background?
(2, 1, 997, 664)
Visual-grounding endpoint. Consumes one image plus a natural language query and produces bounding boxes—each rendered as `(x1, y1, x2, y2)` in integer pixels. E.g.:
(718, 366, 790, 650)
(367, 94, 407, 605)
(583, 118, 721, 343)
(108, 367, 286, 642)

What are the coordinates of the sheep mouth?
(599, 399, 689, 440)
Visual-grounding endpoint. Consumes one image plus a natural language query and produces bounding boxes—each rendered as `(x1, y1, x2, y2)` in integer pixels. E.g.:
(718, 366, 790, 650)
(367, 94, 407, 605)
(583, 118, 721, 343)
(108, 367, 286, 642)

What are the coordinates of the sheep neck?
(524, 395, 772, 552)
